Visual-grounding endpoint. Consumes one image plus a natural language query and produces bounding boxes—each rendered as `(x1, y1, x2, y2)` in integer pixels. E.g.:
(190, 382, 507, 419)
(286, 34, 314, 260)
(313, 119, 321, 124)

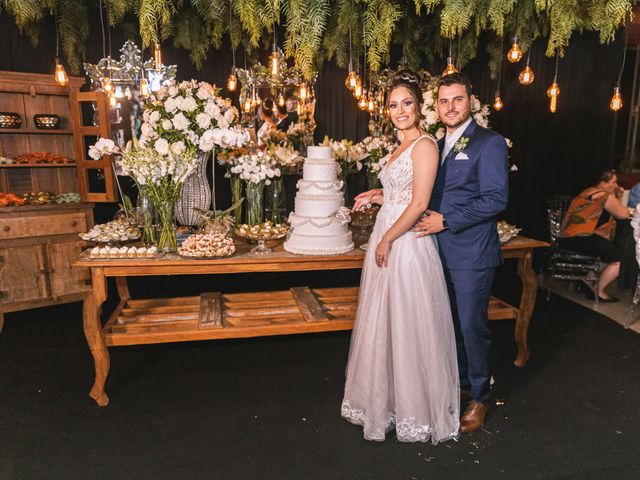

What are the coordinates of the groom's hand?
(414, 210, 445, 237)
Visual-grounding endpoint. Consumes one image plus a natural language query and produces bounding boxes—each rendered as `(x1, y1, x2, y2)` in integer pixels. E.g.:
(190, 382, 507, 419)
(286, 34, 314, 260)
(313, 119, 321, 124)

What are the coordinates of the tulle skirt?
(341, 203, 460, 443)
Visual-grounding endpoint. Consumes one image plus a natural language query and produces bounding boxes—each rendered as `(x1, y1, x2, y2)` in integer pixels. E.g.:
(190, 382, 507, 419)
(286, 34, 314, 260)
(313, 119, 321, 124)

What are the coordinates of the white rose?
(196, 86, 211, 100)
(171, 141, 186, 155)
(168, 85, 178, 97)
(162, 119, 173, 130)
(217, 116, 229, 129)
(164, 98, 177, 113)
(471, 97, 481, 112)
(149, 111, 161, 124)
(172, 112, 189, 131)
(205, 100, 220, 118)
(173, 96, 185, 111)
(141, 123, 157, 138)
(435, 128, 445, 140)
(154, 138, 169, 155)
(425, 110, 439, 125)
(181, 96, 198, 112)
(423, 92, 434, 107)
(196, 113, 211, 129)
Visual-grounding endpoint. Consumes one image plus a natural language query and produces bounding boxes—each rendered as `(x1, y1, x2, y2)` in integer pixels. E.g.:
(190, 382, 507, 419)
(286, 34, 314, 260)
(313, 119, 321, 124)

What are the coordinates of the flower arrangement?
(267, 128, 289, 147)
(270, 144, 303, 174)
(140, 80, 243, 156)
(322, 137, 368, 177)
(90, 137, 200, 252)
(229, 151, 281, 185)
(356, 136, 397, 189)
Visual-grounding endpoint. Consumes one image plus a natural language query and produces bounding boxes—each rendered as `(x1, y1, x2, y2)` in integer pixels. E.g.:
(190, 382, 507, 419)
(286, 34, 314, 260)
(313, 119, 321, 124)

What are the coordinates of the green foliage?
(363, 0, 403, 71)
(0, 0, 633, 78)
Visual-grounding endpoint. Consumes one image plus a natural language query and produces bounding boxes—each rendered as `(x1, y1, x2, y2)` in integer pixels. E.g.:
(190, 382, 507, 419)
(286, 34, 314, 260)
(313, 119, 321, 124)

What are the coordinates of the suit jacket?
(430, 120, 509, 270)
(276, 115, 293, 133)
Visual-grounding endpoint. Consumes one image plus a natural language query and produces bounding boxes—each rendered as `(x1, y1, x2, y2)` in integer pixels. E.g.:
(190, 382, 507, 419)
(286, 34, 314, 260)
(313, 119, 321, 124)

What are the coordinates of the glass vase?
(136, 188, 157, 245)
(339, 171, 350, 207)
(265, 177, 286, 224)
(230, 174, 244, 224)
(245, 182, 264, 226)
(156, 199, 177, 253)
(175, 150, 212, 228)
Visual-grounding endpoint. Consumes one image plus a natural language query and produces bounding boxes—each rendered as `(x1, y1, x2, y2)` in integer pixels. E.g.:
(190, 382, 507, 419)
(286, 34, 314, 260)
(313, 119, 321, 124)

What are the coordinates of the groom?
(416, 72, 508, 433)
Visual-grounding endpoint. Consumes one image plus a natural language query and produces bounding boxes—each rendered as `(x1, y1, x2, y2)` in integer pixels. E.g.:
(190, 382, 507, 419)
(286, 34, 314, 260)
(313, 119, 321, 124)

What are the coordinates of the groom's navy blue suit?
(430, 120, 509, 403)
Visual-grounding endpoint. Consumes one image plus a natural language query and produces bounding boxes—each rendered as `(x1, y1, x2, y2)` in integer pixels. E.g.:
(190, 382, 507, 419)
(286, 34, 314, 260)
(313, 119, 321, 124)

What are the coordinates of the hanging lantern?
(507, 36, 523, 63)
(124, 86, 132, 99)
(270, 51, 279, 77)
(102, 77, 114, 94)
(227, 73, 237, 92)
(441, 57, 458, 76)
(353, 81, 363, 99)
(154, 42, 163, 72)
(493, 92, 504, 111)
(277, 92, 286, 107)
(243, 97, 253, 113)
(367, 95, 376, 113)
(299, 83, 308, 101)
(54, 58, 68, 86)
(139, 78, 150, 98)
(610, 86, 623, 111)
(547, 82, 560, 113)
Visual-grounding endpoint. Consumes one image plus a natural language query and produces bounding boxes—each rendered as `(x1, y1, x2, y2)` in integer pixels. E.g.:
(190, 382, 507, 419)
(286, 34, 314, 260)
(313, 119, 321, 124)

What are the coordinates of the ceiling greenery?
(0, 0, 633, 78)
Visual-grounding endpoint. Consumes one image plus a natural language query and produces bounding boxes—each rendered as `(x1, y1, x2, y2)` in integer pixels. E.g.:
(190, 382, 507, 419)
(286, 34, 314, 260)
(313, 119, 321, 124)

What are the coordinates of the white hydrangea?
(172, 112, 189, 131)
(170, 141, 186, 155)
(196, 112, 211, 129)
(154, 138, 169, 155)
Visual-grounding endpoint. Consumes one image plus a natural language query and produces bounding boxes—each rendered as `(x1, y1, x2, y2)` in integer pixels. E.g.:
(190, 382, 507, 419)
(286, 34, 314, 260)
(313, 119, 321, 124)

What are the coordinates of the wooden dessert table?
(75, 235, 548, 406)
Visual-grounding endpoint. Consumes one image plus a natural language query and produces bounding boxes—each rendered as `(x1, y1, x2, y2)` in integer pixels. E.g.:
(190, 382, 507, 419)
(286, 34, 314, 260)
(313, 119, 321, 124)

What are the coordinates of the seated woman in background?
(559, 170, 630, 302)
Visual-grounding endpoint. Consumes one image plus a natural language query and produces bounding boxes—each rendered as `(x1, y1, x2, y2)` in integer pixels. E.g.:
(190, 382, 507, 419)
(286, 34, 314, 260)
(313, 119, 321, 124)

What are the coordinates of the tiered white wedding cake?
(284, 145, 354, 255)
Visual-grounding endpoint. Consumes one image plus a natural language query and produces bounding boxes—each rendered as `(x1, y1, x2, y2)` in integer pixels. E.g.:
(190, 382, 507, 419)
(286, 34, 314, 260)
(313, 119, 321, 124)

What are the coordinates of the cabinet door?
(46, 241, 90, 298)
(0, 245, 48, 305)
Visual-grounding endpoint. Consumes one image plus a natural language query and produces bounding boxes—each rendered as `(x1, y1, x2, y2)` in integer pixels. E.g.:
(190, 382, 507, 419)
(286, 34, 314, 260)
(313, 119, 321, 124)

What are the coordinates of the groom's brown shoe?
(459, 400, 489, 433)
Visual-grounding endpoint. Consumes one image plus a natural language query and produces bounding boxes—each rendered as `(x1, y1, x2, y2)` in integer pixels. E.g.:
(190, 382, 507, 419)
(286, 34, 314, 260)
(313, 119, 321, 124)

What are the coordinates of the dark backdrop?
(0, 12, 630, 241)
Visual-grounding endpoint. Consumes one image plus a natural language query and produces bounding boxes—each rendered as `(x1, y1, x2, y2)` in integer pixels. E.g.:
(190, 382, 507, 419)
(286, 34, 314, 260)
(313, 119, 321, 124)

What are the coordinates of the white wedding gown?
(341, 135, 460, 443)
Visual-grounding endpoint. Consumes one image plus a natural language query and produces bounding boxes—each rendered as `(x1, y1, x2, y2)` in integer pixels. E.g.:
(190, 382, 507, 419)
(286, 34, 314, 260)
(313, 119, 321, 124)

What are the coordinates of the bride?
(341, 71, 460, 443)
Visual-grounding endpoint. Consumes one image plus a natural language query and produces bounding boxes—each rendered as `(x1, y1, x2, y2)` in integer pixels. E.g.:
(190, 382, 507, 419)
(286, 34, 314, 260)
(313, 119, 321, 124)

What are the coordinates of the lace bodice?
(378, 134, 438, 205)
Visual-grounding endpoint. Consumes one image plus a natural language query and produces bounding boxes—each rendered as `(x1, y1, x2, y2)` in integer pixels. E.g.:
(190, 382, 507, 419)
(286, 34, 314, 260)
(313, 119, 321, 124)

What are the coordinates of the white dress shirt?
(442, 117, 473, 162)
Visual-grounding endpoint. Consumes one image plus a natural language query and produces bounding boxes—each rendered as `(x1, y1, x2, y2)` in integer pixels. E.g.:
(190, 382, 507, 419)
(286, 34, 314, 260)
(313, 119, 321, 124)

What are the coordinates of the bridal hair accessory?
(392, 70, 421, 87)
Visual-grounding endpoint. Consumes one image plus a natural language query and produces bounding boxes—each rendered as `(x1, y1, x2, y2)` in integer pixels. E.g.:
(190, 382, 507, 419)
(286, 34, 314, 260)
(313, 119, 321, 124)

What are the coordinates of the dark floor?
(1, 279, 639, 480)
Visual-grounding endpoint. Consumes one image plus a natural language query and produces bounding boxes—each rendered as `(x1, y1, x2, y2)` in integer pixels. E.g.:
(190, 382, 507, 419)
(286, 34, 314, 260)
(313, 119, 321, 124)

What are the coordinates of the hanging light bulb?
(277, 91, 286, 107)
(519, 66, 535, 85)
(54, 58, 68, 86)
(227, 71, 237, 92)
(299, 83, 308, 101)
(367, 95, 376, 113)
(441, 56, 458, 76)
(139, 77, 150, 98)
(154, 42, 163, 72)
(124, 86, 132, 99)
(507, 35, 523, 63)
(345, 70, 358, 91)
(270, 51, 279, 77)
(547, 82, 560, 113)
(358, 88, 368, 110)
(610, 85, 623, 111)
(102, 77, 114, 94)
(493, 92, 504, 111)
(353, 81, 363, 99)
(243, 97, 253, 113)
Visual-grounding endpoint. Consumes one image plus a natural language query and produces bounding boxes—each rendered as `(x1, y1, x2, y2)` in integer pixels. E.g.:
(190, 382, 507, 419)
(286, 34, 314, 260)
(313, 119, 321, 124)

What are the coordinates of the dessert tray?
(85, 245, 163, 258)
(80, 220, 140, 243)
(177, 233, 236, 258)
(496, 221, 521, 244)
(235, 222, 289, 255)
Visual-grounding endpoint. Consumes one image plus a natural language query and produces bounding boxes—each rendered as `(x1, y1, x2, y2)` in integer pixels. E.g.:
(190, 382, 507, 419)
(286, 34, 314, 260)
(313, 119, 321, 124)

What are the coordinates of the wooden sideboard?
(75, 235, 548, 406)
(0, 203, 94, 331)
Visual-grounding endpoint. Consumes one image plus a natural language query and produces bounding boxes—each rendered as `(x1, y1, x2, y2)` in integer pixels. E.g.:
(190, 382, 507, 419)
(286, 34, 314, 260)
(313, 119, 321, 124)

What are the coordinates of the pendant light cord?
(617, 27, 629, 87)
(99, 0, 106, 59)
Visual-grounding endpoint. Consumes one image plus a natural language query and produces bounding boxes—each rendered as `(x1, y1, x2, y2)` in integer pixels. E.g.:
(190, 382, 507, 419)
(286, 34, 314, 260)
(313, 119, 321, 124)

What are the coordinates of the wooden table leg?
(514, 249, 537, 367)
(83, 267, 110, 406)
(116, 276, 130, 302)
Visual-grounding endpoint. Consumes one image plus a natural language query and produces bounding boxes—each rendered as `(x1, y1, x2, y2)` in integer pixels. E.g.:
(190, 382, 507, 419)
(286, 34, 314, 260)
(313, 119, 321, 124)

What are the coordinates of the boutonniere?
(453, 136, 469, 154)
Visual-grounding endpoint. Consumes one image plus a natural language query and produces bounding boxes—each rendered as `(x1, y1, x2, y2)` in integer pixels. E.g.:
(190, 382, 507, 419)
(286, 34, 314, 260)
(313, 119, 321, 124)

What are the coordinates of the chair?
(625, 211, 640, 328)
(544, 195, 602, 302)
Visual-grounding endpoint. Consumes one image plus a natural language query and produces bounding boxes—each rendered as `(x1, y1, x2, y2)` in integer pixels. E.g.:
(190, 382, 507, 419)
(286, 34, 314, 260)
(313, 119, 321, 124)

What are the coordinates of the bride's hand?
(375, 239, 391, 267)
(353, 189, 383, 212)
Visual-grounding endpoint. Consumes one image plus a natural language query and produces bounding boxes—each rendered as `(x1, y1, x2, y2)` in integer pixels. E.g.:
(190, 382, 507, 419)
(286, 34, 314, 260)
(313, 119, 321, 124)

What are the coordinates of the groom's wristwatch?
(442, 216, 449, 230)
